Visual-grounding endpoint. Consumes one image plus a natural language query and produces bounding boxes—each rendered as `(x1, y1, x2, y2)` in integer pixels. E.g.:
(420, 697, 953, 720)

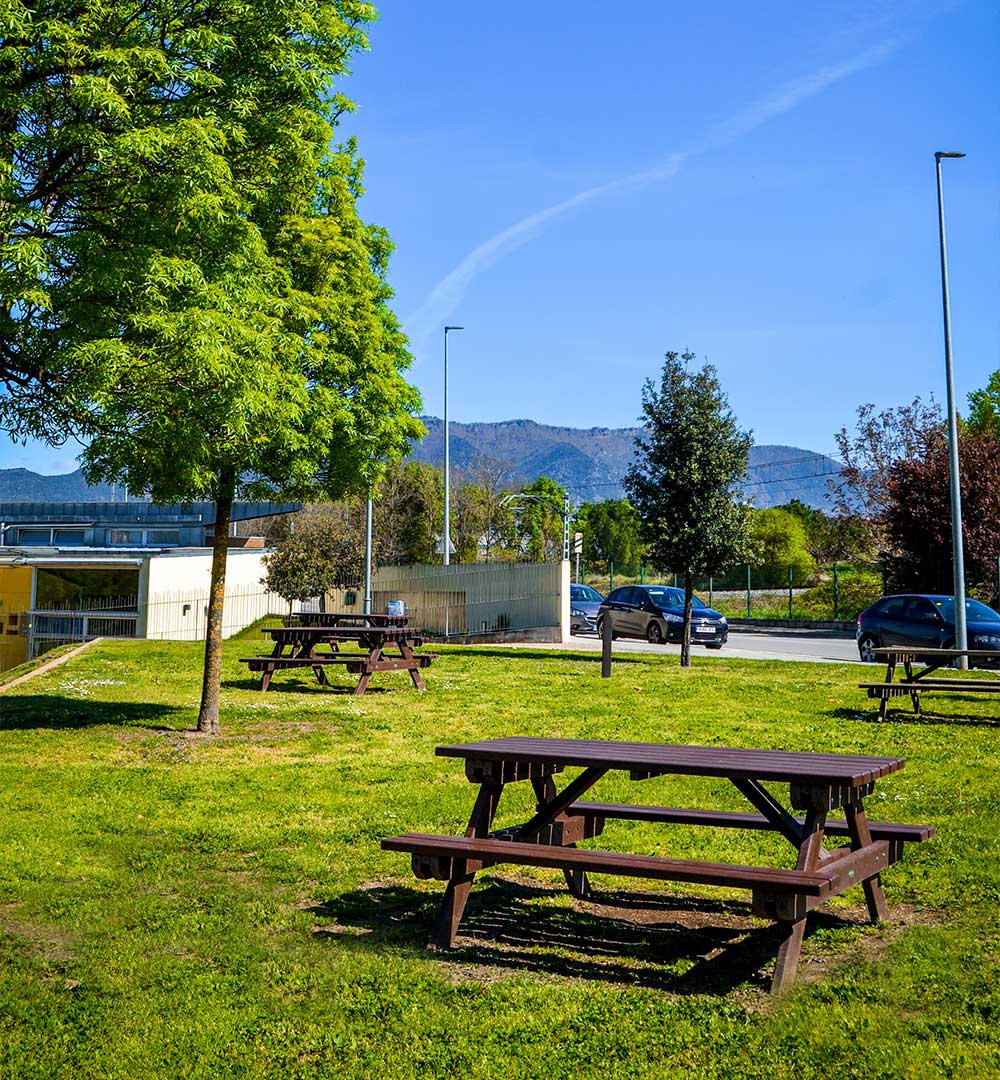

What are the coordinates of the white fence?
(143, 583, 296, 641)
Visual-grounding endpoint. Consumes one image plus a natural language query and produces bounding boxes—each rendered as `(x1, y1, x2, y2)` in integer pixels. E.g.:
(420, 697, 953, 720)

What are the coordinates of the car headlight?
(718, 617, 727, 626)
(571, 608, 586, 617)
(664, 613, 683, 623)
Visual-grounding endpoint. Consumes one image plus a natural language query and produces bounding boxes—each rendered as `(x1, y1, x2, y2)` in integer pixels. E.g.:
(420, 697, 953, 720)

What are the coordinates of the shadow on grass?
(444, 647, 646, 665)
(310, 879, 859, 995)
(830, 705, 1000, 728)
(223, 676, 395, 695)
(0, 693, 187, 731)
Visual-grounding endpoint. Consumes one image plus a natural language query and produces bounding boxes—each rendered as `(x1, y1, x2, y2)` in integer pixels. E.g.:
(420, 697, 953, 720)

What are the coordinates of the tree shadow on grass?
(309, 878, 860, 996)
(222, 676, 395, 695)
(829, 705, 1000, 729)
(0, 694, 187, 731)
(446, 647, 646, 665)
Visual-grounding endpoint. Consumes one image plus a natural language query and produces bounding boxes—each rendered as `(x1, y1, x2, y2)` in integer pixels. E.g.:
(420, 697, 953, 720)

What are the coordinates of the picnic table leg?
(771, 807, 827, 995)
(260, 666, 273, 692)
(430, 781, 504, 949)
(532, 776, 592, 900)
(902, 658, 921, 714)
(397, 640, 426, 691)
(352, 647, 380, 696)
(844, 801, 889, 922)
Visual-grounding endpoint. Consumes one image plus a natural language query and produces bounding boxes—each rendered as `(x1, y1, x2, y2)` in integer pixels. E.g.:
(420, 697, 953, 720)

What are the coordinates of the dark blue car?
(856, 593, 1000, 666)
(597, 584, 728, 647)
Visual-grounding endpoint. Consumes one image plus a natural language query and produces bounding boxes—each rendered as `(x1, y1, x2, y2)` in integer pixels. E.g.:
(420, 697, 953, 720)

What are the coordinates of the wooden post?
(601, 614, 612, 678)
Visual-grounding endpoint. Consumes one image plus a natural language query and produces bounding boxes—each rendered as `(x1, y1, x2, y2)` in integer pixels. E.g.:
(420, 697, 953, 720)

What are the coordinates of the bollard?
(601, 615, 613, 678)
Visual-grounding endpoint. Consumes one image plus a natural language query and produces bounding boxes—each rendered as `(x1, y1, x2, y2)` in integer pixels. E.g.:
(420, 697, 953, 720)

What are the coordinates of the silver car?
(570, 583, 604, 634)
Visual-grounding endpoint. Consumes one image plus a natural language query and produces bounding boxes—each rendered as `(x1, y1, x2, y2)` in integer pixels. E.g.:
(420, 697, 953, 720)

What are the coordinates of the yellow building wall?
(0, 567, 32, 671)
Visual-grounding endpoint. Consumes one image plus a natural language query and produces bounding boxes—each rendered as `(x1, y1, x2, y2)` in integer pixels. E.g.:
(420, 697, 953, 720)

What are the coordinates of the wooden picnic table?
(240, 617, 433, 696)
(860, 646, 1000, 719)
(383, 736, 933, 993)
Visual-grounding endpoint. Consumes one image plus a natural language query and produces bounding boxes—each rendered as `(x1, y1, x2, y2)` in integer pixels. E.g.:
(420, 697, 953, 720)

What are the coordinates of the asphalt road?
(557, 627, 861, 665)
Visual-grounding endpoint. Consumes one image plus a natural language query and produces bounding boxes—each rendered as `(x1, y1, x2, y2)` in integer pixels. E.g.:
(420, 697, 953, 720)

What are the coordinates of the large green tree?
(0, 2, 422, 732)
(575, 499, 644, 575)
(750, 507, 816, 587)
(624, 351, 754, 665)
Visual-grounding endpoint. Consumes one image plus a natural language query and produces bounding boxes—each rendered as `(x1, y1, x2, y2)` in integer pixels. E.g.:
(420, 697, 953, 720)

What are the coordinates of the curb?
(0, 638, 102, 693)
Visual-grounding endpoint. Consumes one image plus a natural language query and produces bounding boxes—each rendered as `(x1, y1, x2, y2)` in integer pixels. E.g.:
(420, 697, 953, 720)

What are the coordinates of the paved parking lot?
(561, 628, 861, 665)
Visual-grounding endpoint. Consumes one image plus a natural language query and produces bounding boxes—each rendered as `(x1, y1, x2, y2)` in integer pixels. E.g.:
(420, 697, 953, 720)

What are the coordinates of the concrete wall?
(0, 567, 32, 669)
(145, 549, 285, 640)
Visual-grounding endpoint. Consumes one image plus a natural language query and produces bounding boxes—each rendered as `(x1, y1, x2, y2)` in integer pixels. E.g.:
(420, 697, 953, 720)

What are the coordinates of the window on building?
(147, 529, 180, 547)
(52, 529, 87, 546)
(108, 529, 143, 546)
(15, 528, 51, 546)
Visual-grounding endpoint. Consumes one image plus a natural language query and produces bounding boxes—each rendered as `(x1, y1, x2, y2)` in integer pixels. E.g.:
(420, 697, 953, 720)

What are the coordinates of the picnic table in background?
(240, 614, 434, 696)
(860, 646, 1000, 719)
(383, 736, 933, 993)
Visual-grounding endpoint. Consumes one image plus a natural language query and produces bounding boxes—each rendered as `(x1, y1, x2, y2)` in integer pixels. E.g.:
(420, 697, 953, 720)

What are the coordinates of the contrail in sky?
(404, 39, 901, 351)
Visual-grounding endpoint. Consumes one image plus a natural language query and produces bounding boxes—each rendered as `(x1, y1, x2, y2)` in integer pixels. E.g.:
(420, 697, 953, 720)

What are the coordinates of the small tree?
(514, 477, 567, 562)
(625, 351, 754, 666)
(831, 397, 943, 545)
(262, 504, 365, 612)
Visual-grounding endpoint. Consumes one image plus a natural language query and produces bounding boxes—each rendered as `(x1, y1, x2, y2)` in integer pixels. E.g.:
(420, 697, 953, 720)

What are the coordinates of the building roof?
(0, 500, 301, 525)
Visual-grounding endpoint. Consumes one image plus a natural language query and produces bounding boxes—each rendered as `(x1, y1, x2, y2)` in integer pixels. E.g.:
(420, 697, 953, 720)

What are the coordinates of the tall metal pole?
(936, 151, 968, 666)
(363, 494, 373, 618)
(443, 326, 463, 567)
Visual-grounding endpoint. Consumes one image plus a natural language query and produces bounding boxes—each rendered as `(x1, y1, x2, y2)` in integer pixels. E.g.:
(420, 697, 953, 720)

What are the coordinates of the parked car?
(570, 583, 604, 634)
(596, 584, 728, 648)
(856, 593, 1000, 666)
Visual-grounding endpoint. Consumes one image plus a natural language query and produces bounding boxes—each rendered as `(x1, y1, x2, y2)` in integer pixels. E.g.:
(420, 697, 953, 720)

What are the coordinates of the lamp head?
(444, 325, 464, 332)
(935, 151, 966, 159)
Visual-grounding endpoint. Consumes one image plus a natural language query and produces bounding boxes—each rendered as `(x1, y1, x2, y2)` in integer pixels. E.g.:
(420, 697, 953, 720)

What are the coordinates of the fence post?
(788, 565, 793, 620)
(610, 560, 614, 593)
(833, 563, 840, 621)
(746, 565, 751, 618)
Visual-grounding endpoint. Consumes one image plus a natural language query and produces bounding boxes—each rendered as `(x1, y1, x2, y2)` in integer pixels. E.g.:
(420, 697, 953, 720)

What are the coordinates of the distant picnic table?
(240, 613, 434, 696)
(860, 646, 1000, 719)
(383, 736, 933, 993)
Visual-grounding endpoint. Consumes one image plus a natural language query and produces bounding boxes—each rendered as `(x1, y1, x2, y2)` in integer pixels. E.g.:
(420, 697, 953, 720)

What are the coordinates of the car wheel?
(597, 618, 615, 641)
(858, 634, 878, 663)
(646, 621, 663, 645)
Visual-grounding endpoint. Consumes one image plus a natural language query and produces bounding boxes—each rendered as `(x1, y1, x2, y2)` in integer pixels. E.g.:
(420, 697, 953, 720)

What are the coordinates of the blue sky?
(3, 0, 997, 474)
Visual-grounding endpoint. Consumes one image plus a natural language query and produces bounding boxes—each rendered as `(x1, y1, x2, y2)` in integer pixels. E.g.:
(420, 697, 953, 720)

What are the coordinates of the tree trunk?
(681, 573, 693, 668)
(196, 468, 236, 734)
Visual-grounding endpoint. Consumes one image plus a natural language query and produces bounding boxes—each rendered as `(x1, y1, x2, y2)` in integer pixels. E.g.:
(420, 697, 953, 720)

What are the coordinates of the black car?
(570, 583, 604, 634)
(597, 584, 728, 648)
(856, 593, 1000, 665)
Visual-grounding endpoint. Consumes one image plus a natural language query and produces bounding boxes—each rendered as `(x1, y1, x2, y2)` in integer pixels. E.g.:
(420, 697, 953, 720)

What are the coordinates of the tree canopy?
(0, 2, 422, 731)
(624, 350, 753, 665)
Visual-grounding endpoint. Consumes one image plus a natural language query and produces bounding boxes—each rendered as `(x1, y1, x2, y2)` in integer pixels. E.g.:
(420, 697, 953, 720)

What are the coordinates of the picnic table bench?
(860, 646, 1000, 719)
(383, 737, 933, 993)
(240, 616, 434, 696)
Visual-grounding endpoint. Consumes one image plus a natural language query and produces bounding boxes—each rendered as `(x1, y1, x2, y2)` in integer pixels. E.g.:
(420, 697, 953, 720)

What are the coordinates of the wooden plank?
(568, 801, 935, 842)
(381, 833, 837, 894)
(435, 737, 904, 786)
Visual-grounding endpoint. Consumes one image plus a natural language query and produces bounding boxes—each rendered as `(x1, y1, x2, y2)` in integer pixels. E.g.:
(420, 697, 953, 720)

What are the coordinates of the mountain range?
(410, 418, 844, 510)
(0, 418, 845, 510)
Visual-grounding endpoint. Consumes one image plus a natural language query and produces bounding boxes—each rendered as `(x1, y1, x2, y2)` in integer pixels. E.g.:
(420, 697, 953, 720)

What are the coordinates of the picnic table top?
(293, 611, 409, 626)
(435, 736, 904, 786)
(265, 624, 420, 641)
(875, 646, 1000, 657)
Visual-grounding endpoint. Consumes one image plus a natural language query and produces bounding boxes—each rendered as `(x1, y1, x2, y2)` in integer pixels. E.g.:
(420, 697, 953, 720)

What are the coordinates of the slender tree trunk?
(197, 467, 236, 734)
(681, 573, 693, 668)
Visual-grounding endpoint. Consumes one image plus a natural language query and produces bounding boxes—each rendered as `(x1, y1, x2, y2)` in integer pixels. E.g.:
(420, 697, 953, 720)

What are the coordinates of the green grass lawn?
(1, 640, 998, 1079)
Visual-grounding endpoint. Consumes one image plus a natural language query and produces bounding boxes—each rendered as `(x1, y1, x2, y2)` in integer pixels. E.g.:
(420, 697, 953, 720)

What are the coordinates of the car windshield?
(644, 586, 706, 610)
(571, 585, 603, 603)
(933, 597, 1000, 624)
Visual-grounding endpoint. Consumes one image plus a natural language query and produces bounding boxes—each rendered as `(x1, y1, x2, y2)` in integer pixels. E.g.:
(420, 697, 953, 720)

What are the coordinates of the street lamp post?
(443, 326, 464, 567)
(935, 151, 967, 667)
